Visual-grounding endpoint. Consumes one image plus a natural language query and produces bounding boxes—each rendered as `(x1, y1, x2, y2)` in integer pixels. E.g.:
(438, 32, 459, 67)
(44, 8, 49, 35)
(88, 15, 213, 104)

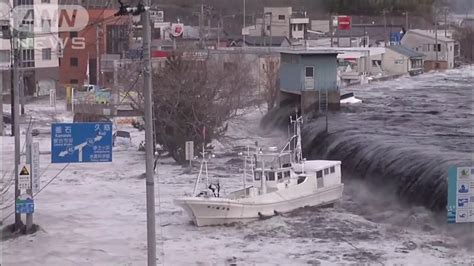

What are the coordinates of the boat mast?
(290, 115, 303, 164)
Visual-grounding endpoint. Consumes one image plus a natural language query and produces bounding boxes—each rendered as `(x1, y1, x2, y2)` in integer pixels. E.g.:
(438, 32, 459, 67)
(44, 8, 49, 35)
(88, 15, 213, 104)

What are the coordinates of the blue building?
(279, 50, 340, 113)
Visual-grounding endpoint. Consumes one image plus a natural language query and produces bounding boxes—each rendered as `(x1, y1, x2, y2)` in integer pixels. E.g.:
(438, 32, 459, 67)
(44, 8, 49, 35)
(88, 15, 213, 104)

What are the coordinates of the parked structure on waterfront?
(279, 50, 340, 114)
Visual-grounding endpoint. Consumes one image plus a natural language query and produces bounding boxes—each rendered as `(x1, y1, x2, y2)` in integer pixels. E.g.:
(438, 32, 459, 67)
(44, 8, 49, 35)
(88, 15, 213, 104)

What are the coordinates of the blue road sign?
(51, 122, 113, 163)
(16, 198, 34, 214)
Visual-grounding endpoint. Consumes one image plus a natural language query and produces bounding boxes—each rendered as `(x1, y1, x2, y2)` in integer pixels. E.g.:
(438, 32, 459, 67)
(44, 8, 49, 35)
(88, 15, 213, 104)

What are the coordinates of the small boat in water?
(174, 116, 344, 226)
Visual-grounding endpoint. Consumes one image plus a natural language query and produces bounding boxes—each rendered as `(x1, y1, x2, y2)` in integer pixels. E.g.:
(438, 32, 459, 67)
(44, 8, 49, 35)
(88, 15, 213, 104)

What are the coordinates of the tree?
(261, 56, 280, 111)
(152, 52, 255, 162)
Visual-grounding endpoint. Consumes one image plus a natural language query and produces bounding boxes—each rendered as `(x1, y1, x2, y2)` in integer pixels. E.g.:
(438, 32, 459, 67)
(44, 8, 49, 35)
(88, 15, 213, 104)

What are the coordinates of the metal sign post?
(185, 141, 194, 168)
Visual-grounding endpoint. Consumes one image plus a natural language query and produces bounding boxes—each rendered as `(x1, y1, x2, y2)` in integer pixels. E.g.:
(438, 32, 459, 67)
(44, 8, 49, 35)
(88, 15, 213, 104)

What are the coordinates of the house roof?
(280, 49, 339, 55)
(335, 24, 404, 41)
(388, 45, 425, 58)
(244, 36, 289, 47)
(406, 29, 456, 43)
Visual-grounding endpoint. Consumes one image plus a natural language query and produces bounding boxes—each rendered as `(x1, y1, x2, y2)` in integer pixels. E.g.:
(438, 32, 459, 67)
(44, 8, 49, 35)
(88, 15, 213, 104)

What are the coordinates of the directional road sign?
(51, 122, 113, 163)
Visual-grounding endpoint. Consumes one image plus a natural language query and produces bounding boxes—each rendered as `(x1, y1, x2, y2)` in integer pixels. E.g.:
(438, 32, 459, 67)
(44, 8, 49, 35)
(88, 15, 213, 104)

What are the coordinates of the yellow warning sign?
(20, 166, 30, 176)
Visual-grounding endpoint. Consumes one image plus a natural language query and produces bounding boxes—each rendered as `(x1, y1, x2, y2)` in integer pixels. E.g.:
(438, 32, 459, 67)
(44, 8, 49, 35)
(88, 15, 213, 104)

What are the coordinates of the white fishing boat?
(174, 116, 344, 226)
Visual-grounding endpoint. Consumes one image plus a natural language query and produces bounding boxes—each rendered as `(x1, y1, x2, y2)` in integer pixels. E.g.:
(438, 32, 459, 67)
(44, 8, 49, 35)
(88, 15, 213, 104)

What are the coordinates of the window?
(330, 166, 335, 173)
(423, 44, 430, 52)
(372, 60, 382, 67)
(297, 176, 306, 184)
(267, 172, 275, 181)
(394, 59, 404, 64)
(305, 66, 314, 78)
(223, 62, 237, 72)
(266, 25, 271, 31)
(277, 172, 283, 181)
(284, 171, 290, 178)
(0, 50, 10, 62)
(316, 171, 323, 178)
(450, 45, 452, 51)
(298, 24, 303, 31)
(292, 25, 296, 31)
(255, 171, 262, 181)
(70, 79, 78, 84)
(278, 15, 285, 20)
(21, 49, 34, 67)
(42, 48, 51, 60)
(324, 168, 329, 175)
(14, 0, 34, 5)
(41, 19, 51, 32)
(433, 43, 441, 52)
(41, 0, 50, 3)
(70, 57, 78, 66)
(70, 31, 78, 38)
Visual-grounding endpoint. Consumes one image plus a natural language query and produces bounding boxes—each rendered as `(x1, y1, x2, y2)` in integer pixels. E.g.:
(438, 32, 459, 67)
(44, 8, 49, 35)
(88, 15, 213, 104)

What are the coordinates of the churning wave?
(262, 66, 474, 211)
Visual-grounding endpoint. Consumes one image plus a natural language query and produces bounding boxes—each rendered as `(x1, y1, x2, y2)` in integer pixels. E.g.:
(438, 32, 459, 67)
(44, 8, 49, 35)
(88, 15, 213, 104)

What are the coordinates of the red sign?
(338, 16, 351, 30)
(152, 50, 168, 58)
(171, 23, 184, 38)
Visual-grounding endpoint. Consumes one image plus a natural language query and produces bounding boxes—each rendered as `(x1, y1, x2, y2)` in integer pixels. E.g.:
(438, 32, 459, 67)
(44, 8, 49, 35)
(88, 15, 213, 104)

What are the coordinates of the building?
(384, 45, 424, 76)
(279, 50, 340, 114)
(243, 7, 309, 41)
(333, 47, 385, 86)
(1, 0, 60, 97)
(59, 9, 131, 87)
(334, 24, 405, 47)
(401, 29, 460, 70)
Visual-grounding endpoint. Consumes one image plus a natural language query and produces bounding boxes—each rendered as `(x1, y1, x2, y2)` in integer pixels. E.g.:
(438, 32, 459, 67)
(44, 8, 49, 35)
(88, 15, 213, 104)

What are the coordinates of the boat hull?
(174, 184, 344, 226)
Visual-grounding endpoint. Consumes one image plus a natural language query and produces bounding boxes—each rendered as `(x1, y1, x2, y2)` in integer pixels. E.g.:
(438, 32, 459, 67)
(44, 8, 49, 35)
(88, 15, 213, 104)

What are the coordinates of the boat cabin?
(254, 168, 291, 183)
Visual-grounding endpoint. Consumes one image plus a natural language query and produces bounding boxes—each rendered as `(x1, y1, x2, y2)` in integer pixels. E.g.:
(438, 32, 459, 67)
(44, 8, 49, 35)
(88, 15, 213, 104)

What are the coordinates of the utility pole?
(405, 11, 409, 30)
(243, 0, 246, 47)
(9, 29, 14, 136)
(383, 9, 387, 47)
(199, 4, 204, 49)
(444, 7, 448, 37)
(269, 13, 272, 51)
(12, 28, 22, 230)
(96, 24, 101, 86)
(435, 20, 439, 69)
(19, 41, 24, 116)
(217, 15, 221, 49)
(141, 1, 157, 265)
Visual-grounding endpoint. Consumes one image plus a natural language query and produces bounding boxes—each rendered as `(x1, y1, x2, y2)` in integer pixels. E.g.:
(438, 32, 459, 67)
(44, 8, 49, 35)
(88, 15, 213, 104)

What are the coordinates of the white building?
(0, 0, 60, 97)
(401, 29, 460, 70)
(243, 7, 309, 41)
